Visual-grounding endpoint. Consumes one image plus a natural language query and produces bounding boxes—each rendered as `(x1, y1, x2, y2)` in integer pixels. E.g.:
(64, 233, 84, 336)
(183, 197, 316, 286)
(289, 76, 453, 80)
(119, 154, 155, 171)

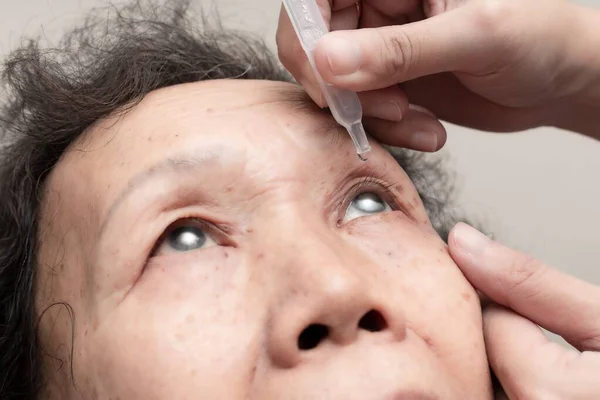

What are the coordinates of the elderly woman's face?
(38, 80, 491, 399)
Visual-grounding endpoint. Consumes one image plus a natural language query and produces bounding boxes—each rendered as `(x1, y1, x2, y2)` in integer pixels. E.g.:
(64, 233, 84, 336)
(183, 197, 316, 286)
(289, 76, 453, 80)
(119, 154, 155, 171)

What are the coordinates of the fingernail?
(410, 132, 438, 152)
(409, 104, 436, 117)
(322, 35, 362, 76)
(374, 101, 403, 121)
(453, 223, 490, 258)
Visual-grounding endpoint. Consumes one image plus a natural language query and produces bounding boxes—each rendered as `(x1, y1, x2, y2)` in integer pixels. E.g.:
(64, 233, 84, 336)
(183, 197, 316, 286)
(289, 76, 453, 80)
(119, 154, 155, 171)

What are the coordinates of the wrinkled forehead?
(42, 79, 396, 228)
(59, 79, 348, 172)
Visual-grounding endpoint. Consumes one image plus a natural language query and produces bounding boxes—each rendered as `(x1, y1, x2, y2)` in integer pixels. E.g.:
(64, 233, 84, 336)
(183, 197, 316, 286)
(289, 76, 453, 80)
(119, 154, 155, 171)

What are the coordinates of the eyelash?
(149, 217, 229, 257)
(339, 176, 401, 219)
(149, 176, 401, 257)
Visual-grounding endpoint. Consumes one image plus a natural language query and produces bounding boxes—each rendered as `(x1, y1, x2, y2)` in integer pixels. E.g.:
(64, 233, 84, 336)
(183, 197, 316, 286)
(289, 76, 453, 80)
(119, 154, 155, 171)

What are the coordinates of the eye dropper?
(282, 0, 371, 161)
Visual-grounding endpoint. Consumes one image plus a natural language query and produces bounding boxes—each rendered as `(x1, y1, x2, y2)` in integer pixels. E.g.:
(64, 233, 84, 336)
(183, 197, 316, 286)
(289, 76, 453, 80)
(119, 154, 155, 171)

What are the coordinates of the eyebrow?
(99, 149, 223, 234)
(98, 107, 359, 236)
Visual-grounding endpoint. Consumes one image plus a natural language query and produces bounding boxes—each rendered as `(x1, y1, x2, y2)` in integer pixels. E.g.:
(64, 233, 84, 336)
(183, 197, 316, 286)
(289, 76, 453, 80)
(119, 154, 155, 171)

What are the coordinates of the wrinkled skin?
(37, 80, 492, 399)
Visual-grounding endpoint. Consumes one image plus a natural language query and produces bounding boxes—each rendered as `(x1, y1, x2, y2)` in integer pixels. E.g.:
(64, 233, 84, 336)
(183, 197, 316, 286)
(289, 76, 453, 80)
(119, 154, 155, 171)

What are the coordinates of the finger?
(330, 3, 360, 31)
(360, 2, 400, 29)
(359, 86, 409, 122)
(424, 0, 470, 17)
(313, 4, 505, 91)
(297, 74, 326, 108)
(364, 106, 446, 152)
(363, 0, 421, 18)
(449, 223, 600, 351)
(276, 5, 326, 107)
(400, 74, 548, 132)
(484, 305, 579, 400)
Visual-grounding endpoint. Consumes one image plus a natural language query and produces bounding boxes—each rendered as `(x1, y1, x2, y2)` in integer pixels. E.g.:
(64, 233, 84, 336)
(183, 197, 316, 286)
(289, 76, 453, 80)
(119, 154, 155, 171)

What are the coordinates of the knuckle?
(576, 322, 600, 350)
(377, 28, 416, 81)
(578, 335, 600, 352)
(472, 0, 517, 34)
(503, 254, 545, 306)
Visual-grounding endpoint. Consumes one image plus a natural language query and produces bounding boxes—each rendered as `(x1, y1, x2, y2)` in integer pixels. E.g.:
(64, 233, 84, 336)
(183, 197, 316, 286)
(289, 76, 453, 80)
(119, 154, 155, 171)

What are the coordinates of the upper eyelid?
(149, 217, 232, 257)
(337, 177, 402, 221)
(347, 177, 401, 205)
(149, 175, 403, 254)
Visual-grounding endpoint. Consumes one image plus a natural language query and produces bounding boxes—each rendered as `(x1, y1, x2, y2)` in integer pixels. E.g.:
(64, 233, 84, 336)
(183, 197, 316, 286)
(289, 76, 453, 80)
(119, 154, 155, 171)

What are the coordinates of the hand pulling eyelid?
(282, 0, 371, 162)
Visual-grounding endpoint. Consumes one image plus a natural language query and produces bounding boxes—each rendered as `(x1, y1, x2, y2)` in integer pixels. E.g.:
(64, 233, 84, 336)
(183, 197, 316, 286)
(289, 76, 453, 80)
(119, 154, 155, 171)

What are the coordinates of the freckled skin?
(36, 80, 492, 399)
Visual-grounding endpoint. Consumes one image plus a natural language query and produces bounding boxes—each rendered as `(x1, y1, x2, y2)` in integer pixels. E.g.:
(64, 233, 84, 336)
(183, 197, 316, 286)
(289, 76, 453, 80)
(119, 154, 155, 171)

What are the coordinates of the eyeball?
(153, 222, 217, 256)
(342, 192, 392, 223)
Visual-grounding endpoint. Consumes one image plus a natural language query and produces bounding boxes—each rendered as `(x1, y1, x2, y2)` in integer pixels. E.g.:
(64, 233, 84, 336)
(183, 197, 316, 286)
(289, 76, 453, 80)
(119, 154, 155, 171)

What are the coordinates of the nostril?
(358, 309, 388, 332)
(298, 324, 329, 350)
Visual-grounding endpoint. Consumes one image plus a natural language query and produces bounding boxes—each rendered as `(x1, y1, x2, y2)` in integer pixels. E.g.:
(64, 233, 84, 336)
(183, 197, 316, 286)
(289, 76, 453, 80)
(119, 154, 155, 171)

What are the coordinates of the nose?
(266, 237, 407, 368)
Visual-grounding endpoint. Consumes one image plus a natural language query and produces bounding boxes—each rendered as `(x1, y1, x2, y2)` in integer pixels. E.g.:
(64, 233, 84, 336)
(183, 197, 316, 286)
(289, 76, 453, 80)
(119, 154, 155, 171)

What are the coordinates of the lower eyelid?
(145, 244, 223, 265)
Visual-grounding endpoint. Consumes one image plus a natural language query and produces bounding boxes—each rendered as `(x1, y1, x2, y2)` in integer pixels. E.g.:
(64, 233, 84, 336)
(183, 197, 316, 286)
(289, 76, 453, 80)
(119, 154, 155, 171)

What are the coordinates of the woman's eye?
(153, 222, 217, 256)
(342, 192, 392, 223)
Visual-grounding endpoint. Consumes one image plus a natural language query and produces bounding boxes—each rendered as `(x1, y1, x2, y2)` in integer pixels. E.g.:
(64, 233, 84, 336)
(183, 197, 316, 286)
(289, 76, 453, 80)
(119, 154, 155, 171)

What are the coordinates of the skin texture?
(36, 79, 492, 399)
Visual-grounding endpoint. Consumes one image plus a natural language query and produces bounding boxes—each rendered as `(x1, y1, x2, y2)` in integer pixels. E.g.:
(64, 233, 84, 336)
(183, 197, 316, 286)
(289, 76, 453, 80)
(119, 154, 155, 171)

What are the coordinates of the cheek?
(346, 213, 486, 363)
(345, 211, 441, 266)
(76, 248, 264, 399)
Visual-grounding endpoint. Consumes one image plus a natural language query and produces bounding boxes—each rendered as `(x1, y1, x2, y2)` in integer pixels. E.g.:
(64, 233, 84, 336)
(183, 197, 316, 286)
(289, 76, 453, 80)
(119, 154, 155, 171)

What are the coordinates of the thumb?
(448, 223, 600, 352)
(483, 305, 587, 399)
(313, 3, 504, 91)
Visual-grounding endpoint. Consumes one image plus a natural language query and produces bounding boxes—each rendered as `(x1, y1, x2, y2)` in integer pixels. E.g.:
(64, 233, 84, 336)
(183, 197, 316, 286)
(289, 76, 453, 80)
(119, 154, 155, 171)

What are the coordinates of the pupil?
(354, 193, 385, 213)
(168, 226, 206, 251)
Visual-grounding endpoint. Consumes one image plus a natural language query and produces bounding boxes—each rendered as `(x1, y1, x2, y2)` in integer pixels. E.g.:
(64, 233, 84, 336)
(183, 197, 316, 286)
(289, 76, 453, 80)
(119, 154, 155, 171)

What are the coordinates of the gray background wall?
(1, 0, 599, 286)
